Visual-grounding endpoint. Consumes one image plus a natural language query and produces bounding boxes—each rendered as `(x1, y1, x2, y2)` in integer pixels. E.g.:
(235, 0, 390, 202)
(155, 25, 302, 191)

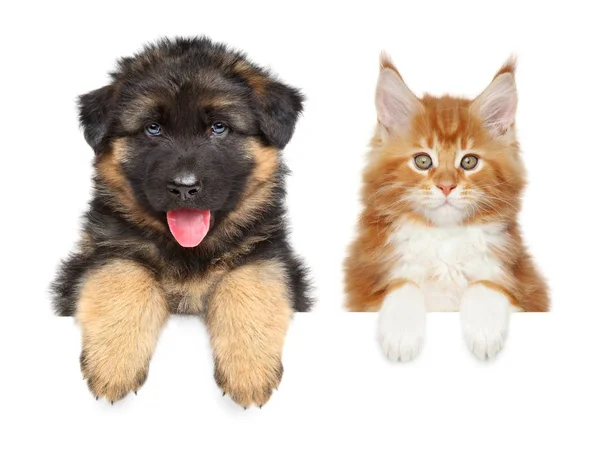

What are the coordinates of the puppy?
(51, 37, 312, 407)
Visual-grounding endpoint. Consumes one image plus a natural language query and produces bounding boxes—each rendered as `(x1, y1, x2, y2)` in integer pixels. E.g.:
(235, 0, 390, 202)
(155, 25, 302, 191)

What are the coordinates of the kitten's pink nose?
(437, 184, 456, 197)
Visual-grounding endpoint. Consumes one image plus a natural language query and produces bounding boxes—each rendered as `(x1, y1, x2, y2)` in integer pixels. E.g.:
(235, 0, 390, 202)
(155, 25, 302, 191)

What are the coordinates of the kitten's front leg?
(378, 281, 427, 362)
(460, 281, 514, 360)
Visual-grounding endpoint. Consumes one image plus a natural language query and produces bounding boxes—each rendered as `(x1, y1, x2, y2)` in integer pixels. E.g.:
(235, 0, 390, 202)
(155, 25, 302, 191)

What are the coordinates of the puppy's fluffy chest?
(163, 268, 228, 315)
(389, 219, 508, 311)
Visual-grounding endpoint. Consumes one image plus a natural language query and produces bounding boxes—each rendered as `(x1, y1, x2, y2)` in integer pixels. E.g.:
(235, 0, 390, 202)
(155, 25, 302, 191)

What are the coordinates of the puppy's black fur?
(52, 37, 312, 316)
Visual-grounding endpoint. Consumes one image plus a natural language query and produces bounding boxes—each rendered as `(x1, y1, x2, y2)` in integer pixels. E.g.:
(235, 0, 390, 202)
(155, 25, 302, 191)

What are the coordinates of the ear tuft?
(472, 64, 518, 138)
(494, 55, 517, 78)
(375, 54, 422, 133)
(78, 85, 116, 152)
(379, 51, 400, 74)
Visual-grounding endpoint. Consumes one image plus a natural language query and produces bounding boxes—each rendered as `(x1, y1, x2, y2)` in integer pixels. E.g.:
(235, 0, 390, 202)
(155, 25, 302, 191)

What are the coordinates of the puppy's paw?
(377, 283, 427, 362)
(460, 284, 511, 360)
(215, 355, 283, 408)
(80, 346, 149, 403)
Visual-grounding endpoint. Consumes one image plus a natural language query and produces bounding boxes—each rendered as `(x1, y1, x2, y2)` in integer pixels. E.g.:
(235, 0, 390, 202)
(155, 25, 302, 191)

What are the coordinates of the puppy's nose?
(437, 184, 457, 197)
(167, 174, 201, 201)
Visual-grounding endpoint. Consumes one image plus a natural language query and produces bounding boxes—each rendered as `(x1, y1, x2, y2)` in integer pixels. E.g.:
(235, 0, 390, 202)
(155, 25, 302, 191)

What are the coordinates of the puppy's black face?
(78, 38, 303, 246)
(118, 78, 257, 216)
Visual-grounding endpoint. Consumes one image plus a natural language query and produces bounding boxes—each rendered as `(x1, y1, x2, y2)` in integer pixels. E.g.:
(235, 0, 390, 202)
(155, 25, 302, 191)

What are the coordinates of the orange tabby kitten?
(344, 55, 549, 361)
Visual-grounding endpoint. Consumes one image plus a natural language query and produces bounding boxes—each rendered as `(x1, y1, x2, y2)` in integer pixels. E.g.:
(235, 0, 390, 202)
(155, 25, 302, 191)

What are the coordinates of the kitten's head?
(367, 55, 525, 226)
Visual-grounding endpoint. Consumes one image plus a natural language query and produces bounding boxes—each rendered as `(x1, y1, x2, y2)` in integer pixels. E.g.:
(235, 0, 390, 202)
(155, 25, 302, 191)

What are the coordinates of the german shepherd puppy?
(51, 37, 312, 408)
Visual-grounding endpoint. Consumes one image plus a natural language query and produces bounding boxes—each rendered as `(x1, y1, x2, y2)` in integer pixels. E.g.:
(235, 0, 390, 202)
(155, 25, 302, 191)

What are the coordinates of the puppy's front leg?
(76, 260, 169, 402)
(460, 281, 517, 360)
(206, 260, 292, 408)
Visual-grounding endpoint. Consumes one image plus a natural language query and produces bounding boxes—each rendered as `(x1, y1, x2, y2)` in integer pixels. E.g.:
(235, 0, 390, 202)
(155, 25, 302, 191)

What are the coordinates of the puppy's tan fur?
(95, 138, 166, 233)
(206, 260, 292, 407)
(77, 260, 169, 402)
(77, 257, 293, 406)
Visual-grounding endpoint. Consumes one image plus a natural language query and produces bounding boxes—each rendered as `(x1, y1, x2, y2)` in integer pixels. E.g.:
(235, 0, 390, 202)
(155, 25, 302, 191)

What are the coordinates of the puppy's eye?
(460, 154, 479, 170)
(145, 123, 162, 136)
(414, 153, 433, 170)
(211, 122, 228, 135)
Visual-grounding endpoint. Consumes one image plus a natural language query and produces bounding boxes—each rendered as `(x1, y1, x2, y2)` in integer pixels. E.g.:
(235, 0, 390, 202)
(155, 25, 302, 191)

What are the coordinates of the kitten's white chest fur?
(389, 219, 508, 311)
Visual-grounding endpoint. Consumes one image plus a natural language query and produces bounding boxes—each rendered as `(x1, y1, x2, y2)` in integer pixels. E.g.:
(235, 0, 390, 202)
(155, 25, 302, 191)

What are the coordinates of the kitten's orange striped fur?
(344, 54, 549, 360)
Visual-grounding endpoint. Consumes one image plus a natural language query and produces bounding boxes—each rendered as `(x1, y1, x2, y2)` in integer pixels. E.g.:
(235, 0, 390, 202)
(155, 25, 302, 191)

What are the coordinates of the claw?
(134, 391, 137, 396)
(222, 391, 226, 397)
(243, 406, 247, 410)
(95, 396, 99, 401)
(259, 405, 263, 409)
(110, 401, 114, 406)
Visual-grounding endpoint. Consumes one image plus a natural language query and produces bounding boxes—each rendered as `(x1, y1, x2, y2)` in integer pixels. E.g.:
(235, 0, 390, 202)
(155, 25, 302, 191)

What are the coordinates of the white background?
(1, 1, 599, 467)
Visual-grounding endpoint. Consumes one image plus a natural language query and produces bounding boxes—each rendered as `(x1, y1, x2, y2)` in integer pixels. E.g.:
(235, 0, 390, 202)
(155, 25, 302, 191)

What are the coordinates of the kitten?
(344, 54, 549, 361)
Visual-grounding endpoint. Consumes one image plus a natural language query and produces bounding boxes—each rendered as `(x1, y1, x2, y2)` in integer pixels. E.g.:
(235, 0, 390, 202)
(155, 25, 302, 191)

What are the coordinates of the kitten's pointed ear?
(375, 53, 422, 133)
(472, 58, 518, 138)
(78, 84, 116, 152)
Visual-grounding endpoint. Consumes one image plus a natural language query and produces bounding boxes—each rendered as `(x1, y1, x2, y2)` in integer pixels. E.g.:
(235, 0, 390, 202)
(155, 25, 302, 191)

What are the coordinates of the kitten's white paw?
(460, 284, 511, 360)
(378, 284, 427, 362)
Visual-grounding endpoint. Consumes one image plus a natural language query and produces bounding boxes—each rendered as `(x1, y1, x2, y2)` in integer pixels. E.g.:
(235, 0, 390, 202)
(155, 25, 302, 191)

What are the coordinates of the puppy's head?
(80, 37, 302, 247)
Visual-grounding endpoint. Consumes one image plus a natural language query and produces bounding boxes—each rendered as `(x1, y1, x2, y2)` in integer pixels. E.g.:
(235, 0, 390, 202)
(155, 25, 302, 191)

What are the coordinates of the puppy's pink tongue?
(166, 209, 211, 248)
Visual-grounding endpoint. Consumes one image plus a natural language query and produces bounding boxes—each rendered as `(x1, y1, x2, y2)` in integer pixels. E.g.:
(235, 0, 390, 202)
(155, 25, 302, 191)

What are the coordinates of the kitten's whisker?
(475, 199, 506, 219)
(481, 195, 520, 212)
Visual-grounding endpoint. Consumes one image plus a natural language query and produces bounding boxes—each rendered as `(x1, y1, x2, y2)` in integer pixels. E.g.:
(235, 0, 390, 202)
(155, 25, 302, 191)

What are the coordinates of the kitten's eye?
(211, 122, 228, 135)
(414, 153, 433, 170)
(145, 123, 162, 136)
(460, 154, 479, 170)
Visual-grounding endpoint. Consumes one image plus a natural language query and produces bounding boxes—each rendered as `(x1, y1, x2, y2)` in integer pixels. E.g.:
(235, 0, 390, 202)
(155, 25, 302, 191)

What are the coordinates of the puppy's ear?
(253, 81, 303, 149)
(78, 85, 116, 152)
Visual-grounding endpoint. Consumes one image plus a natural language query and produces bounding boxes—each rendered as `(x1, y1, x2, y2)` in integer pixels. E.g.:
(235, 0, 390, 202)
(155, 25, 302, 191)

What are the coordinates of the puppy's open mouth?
(166, 208, 211, 248)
